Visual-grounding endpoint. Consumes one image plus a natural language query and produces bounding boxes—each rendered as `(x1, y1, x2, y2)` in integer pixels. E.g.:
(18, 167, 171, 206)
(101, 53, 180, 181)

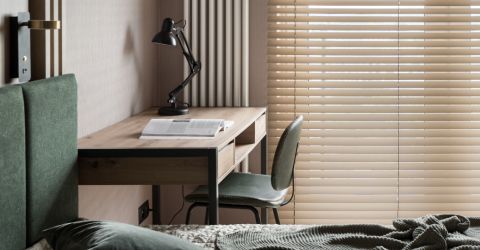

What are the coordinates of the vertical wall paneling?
(224, 0, 233, 106)
(233, 0, 241, 106)
(29, 0, 62, 80)
(241, 0, 249, 107)
(51, 0, 62, 77)
(183, 0, 191, 103)
(199, 0, 207, 107)
(58, 0, 64, 75)
(44, 0, 52, 77)
(50, 0, 58, 76)
(208, 0, 215, 107)
(216, 0, 224, 107)
(190, 0, 199, 106)
(184, 0, 249, 107)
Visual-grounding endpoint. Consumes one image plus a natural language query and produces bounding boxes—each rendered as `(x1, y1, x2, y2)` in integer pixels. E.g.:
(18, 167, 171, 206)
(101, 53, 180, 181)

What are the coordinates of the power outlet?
(138, 200, 150, 225)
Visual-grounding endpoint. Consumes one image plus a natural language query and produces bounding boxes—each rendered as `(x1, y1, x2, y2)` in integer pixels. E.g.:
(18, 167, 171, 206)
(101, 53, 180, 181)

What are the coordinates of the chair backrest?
(271, 116, 303, 191)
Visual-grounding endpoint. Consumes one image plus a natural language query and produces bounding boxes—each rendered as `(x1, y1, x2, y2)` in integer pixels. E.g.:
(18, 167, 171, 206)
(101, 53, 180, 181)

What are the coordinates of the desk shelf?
(234, 143, 256, 166)
(232, 113, 267, 168)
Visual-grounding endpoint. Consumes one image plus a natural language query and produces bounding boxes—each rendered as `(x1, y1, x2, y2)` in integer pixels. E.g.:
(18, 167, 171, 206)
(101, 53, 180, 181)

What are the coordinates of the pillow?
(43, 220, 203, 250)
(25, 239, 53, 250)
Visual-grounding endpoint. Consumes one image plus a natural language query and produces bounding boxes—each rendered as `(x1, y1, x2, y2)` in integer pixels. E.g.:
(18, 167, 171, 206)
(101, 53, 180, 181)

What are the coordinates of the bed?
(4, 75, 480, 250)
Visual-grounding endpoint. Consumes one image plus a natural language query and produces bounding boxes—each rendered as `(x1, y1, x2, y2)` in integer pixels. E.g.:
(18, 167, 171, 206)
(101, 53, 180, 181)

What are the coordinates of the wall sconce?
(10, 12, 61, 83)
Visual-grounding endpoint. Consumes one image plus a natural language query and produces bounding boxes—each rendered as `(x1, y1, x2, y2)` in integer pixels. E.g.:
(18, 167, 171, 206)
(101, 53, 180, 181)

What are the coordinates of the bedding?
(42, 220, 202, 250)
(26, 224, 309, 250)
(148, 224, 312, 249)
(217, 215, 480, 250)
(26, 215, 480, 250)
(151, 215, 480, 250)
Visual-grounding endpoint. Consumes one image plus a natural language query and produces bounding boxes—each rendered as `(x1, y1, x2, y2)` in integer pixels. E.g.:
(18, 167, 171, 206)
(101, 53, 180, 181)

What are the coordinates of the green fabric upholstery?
(271, 115, 303, 190)
(43, 220, 203, 250)
(185, 173, 288, 207)
(22, 74, 78, 245)
(0, 86, 26, 250)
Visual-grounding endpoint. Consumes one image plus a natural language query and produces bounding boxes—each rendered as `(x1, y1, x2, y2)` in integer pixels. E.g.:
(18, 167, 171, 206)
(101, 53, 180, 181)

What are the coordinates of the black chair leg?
(186, 203, 263, 225)
(186, 203, 198, 225)
(204, 207, 209, 225)
(186, 203, 211, 225)
(245, 206, 261, 224)
(273, 208, 281, 225)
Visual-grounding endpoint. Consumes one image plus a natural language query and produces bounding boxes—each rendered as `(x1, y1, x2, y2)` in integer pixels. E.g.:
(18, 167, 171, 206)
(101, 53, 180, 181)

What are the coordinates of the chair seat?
(185, 173, 288, 207)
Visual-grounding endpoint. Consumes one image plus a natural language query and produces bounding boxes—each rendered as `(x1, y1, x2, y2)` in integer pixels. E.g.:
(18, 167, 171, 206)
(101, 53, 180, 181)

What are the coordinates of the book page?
(141, 119, 224, 137)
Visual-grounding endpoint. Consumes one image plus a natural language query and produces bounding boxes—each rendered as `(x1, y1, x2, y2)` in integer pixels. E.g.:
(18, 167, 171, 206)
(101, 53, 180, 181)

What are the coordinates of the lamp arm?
(167, 30, 201, 104)
(167, 65, 200, 104)
(177, 30, 197, 73)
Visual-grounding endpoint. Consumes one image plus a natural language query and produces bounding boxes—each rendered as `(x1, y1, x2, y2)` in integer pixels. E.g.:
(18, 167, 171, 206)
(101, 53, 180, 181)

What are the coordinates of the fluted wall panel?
(184, 0, 249, 107)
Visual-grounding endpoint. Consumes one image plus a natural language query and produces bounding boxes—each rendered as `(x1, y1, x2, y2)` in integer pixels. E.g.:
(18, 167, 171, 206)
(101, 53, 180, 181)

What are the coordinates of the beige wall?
(248, 0, 268, 108)
(63, 0, 160, 225)
(247, 0, 268, 178)
(157, 0, 184, 106)
(157, 0, 268, 225)
(0, 0, 28, 86)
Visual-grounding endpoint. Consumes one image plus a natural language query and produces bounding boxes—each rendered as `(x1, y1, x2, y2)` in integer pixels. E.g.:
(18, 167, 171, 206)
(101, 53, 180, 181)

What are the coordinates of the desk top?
(78, 107, 266, 150)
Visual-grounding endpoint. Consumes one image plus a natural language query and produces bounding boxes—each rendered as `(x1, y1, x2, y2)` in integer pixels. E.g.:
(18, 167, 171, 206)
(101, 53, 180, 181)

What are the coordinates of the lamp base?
(158, 104, 189, 116)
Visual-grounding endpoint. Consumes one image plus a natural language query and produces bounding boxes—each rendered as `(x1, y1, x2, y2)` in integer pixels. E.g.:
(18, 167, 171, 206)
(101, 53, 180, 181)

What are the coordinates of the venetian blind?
(398, 0, 480, 219)
(268, 0, 480, 224)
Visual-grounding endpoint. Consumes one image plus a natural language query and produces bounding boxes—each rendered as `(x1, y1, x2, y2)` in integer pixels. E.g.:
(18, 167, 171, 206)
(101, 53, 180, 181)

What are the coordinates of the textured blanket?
(217, 215, 480, 250)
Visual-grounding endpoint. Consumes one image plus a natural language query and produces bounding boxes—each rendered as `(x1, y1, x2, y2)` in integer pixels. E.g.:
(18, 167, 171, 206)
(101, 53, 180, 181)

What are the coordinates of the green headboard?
(0, 75, 79, 249)
(0, 85, 26, 250)
(22, 74, 79, 245)
(22, 75, 78, 244)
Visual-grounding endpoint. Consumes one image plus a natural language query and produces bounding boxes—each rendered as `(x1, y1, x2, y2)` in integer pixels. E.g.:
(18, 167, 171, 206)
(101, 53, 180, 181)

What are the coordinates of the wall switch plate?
(138, 200, 150, 225)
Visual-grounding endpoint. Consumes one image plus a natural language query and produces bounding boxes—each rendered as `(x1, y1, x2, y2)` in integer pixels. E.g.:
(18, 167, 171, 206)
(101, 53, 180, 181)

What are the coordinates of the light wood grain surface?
(78, 107, 267, 186)
(78, 107, 266, 150)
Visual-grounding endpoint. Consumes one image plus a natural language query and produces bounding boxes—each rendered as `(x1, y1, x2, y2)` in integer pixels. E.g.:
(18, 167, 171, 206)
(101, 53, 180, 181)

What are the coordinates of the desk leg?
(261, 135, 268, 224)
(152, 185, 161, 224)
(207, 149, 219, 225)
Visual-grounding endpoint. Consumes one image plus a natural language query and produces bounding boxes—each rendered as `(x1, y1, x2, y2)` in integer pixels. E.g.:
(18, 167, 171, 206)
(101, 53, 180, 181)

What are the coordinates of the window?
(268, 0, 480, 224)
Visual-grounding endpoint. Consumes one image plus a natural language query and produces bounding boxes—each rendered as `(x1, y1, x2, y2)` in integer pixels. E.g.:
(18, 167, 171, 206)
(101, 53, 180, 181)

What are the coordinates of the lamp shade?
(152, 18, 177, 46)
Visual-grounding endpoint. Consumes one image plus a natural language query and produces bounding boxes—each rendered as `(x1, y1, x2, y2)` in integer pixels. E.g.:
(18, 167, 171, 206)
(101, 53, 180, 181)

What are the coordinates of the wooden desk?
(78, 107, 267, 225)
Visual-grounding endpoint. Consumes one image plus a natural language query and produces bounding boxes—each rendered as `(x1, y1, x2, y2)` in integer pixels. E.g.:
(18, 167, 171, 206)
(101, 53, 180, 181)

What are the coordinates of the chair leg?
(273, 208, 281, 225)
(245, 206, 261, 224)
(204, 207, 209, 225)
(185, 203, 198, 225)
(187, 203, 263, 225)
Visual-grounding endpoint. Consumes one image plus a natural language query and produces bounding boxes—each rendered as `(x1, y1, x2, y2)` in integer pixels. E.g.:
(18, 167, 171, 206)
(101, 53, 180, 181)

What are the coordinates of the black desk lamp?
(153, 18, 201, 116)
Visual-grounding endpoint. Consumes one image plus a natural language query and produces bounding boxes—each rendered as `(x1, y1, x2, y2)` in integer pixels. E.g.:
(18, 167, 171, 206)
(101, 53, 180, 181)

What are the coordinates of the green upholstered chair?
(184, 116, 303, 225)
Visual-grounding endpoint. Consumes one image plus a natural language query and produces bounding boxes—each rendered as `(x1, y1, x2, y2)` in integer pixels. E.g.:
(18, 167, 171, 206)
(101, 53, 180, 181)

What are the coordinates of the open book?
(140, 119, 233, 139)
